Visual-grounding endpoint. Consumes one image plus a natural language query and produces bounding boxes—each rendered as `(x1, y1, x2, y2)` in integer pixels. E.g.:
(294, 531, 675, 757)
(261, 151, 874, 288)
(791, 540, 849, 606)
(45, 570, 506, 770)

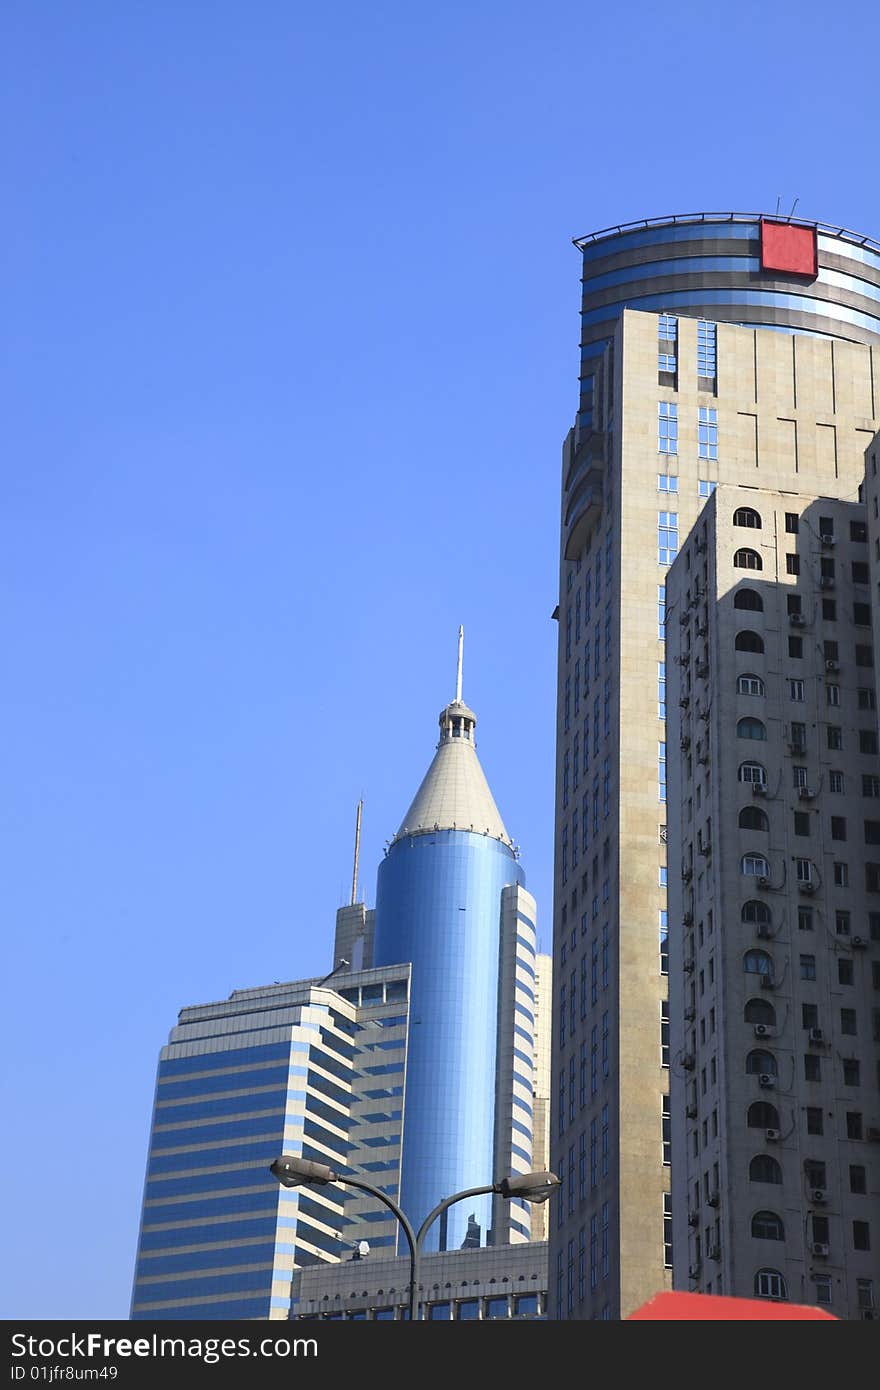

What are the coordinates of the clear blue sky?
(3, 0, 878, 1320)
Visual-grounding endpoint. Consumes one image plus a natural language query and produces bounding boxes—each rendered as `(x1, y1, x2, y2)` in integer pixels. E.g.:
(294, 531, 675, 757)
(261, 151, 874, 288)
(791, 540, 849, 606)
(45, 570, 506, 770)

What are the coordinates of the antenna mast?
(351, 799, 363, 906)
(456, 625, 464, 703)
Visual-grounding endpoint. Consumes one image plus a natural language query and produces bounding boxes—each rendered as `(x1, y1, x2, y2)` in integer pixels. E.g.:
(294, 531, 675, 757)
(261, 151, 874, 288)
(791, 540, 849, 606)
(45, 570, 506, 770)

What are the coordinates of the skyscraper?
(131, 635, 548, 1317)
(550, 212, 880, 1319)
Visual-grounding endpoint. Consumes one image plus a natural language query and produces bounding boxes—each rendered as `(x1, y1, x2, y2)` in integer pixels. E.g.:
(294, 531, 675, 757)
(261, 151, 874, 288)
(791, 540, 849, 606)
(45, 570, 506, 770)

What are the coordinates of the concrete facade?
(550, 257, 880, 1320)
(666, 484, 880, 1319)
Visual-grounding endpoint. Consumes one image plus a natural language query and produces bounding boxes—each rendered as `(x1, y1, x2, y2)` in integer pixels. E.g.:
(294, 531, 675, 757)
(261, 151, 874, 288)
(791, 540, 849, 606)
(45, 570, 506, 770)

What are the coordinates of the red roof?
(628, 1291, 837, 1320)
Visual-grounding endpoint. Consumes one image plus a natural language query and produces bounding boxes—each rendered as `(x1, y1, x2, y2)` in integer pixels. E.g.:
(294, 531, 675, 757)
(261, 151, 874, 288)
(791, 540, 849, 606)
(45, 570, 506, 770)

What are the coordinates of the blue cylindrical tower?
(373, 639, 525, 1251)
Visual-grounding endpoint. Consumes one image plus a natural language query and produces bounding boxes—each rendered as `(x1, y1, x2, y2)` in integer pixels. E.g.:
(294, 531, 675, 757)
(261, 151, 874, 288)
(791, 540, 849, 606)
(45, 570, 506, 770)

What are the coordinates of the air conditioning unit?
(757, 875, 771, 889)
(683, 910, 694, 926)
(789, 613, 805, 626)
(696, 665, 710, 680)
(708, 1244, 721, 1261)
(760, 975, 776, 990)
(688, 1264, 701, 1280)
(680, 694, 691, 709)
(808, 1027, 825, 1045)
(696, 540, 707, 554)
(851, 935, 867, 948)
(680, 735, 691, 750)
(758, 1073, 776, 1088)
(700, 707, 711, 722)
(765, 1127, 781, 1142)
(698, 842, 712, 856)
(681, 1052, 696, 1070)
(684, 1006, 696, 1022)
(696, 624, 708, 638)
(679, 612, 690, 626)
(819, 576, 835, 589)
(756, 922, 772, 939)
(798, 786, 815, 800)
(754, 1022, 774, 1037)
(799, 880, 816, 894)
(752, 782, 768, 797)
(811, 1189, 827, 1204)
(706, 1191, 720, 1208)
(825, 659, 839, 672)
(687, 1211, 699, 1227)
(682, 867, 693, 882)
(683, 958, 695, 973)
(686, 1103, 698, 1118)
(820, 534, 835, 546)
(811, 1242, 830, 1258)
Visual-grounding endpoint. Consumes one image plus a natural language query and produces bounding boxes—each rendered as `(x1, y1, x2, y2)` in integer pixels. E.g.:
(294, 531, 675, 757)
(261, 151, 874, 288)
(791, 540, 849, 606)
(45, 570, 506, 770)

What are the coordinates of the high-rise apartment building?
(550, 213, 880, 1319)
(665, 481, 880, 1320)
(131, 643, 550, 1318)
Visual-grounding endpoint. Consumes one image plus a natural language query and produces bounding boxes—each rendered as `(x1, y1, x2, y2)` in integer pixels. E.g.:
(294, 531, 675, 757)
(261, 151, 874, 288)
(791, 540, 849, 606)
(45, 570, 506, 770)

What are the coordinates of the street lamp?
(270, 1156, 559, 1321)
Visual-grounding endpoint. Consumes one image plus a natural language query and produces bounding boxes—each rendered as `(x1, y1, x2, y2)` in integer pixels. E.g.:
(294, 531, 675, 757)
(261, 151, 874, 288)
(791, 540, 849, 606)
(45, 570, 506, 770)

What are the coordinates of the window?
(853, 1222, 871, 1252)
(734, 548, 762, 570)
(836, 910, 851, 937)
(658, 402, 678, 454)
(789, 678, 805, 701)
(735, 630, 764, 653)
(843, 1058, 860, 1086)
(657, 473, 678, 493)
(860, 729, 879, 755)
(846, 1111, 863, 1138)
(738, 673, 765, 696)
(749, 1156, 782, 1184)
(839, 959, 854, 985)
(738, 716, 766, 740)
(739, 806, 769, 831)
(796, 857, 813, 884)
(826, 684, 840, 707)
(698, 479, 716, 498)
(794, 812, 810, 836)
(813, 1275, 833, 1307)
(746, 1049, 777, 1075)
(863, 777, 880, 798)
(858, 688, 876, 710)
(834, 862, 849, 887)
(798, 906, 814, 932)
(663, 1192, 673, 1268)
(829, 770, 844, 793)
(785, 512, 799, 533)
(697, 320, 716, 380)
(831, 816, 847, 841)
(805, 1159, 826, 1188)
(804, 1053, 821, 1081)
(742, 900, 771, 926)
(852, 561, 870, 585)
(822, 598, 837, 620)
(751, 1211, 784, 1241)
(854, 602, 871, 626)
(743, 949, 773, 976)
(741, 853, 770, 877)
(698, 406, 718, 460)
(747, 1100, 779, 1128)
(735, 588, 763, 612)
(800, 954, 816, 980)
(786, 553, 800, 575)
(827, 726, 843, 750)
(738, 761, 767, 786)
(734, 507, 761, 529)
(793, 765, 808, 789)
(806, 1107, 824, 1135)
(851, 520, 868, 543)
(744, 997, 775, 1024)
(788, 636, 803, 658)
(658, 512, 678, 565)
(850, 1165, 867, 1195)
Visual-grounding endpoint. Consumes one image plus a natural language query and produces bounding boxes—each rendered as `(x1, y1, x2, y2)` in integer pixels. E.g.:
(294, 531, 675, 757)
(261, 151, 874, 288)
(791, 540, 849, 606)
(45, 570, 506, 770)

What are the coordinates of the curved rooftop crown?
(391, 628, 514, 848)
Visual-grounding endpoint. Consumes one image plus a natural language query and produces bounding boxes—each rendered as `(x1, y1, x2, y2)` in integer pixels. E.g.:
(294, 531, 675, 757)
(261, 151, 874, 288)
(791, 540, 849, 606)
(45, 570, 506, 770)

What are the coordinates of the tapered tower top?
(390, 628, 514, 849)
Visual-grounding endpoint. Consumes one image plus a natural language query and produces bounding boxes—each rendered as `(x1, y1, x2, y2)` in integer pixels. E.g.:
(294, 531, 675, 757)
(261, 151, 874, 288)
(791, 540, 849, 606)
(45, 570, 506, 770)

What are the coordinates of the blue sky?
(3, 0, 879, 1319)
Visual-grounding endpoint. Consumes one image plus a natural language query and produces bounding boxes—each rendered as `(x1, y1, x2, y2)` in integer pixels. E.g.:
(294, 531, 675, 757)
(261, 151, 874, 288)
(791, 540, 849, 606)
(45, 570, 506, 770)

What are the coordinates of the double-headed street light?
(270, 1155, 559, 1322)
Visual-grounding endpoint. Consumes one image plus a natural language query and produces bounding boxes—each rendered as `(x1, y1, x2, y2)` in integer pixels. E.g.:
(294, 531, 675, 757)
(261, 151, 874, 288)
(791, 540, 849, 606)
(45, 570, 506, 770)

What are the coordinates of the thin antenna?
(775, 194, 782, 217)
(351, 799, 363, 906)
(788, 196, 799, 221)
(456, 625, 464, 703)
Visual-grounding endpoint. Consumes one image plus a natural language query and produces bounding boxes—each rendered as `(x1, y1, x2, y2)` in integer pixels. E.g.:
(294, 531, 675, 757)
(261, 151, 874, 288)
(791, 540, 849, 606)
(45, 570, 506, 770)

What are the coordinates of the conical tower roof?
(391, 628, 514, 849)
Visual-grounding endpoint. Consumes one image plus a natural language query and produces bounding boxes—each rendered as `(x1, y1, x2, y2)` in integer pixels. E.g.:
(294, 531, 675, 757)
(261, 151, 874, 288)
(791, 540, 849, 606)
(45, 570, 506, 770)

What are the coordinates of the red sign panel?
(760, 219, 818, 278)
(628, 1291, 836, 1320)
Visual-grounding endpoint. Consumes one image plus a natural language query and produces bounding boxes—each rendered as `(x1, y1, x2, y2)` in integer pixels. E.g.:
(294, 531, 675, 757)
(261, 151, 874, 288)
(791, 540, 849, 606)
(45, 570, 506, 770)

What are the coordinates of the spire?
(390, 629, 513, 848)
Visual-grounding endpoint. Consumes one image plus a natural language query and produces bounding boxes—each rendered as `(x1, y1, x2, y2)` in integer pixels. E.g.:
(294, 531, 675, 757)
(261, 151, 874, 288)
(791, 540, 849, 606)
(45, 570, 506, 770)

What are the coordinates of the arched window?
(754, 1268, 787, 1299)
(747, 1100, 780, 1128)
(738, 716, 767, 740)
(744, 998, 776, 1026)
(742, 900, 771, 925)
(746, 1049, 777, 1075)
(734, 587, 763, 612)
(752, 1212, 785, 1241)
(738, 761, 766, 786)
(749, 1155, 782, 1184)
(741, 853, 770, 877)
(739, 806, 769, 831)
(738, 672, 765, 696)
(743, 949, 773, 976)
(734, 548, 763, 570)
(734, 507, 762, 529)
(735, 630, 765, 653)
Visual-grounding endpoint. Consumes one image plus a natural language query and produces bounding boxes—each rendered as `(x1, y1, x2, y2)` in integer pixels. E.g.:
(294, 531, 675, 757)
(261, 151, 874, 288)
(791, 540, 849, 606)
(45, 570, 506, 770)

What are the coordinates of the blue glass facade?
(373, 829, 525, 1251)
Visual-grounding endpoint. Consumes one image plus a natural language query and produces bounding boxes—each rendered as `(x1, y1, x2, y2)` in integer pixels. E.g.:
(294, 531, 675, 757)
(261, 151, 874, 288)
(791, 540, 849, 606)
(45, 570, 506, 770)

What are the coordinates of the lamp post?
(270, 1156, 559, 1321)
